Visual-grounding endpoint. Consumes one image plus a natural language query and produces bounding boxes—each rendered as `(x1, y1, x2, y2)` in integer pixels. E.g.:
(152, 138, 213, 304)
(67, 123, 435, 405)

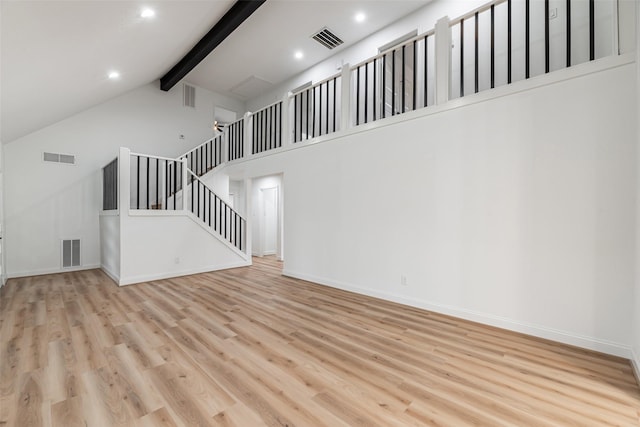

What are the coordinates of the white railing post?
(340, 63, 351, 131)
(222, 127, 229, 164)
(244, 111, 252, 158)
(181, 158, 188, 211)
(244, 178, 252, 258)
(435, 16, 451, 105)
(282, 92, 291, 147)
(119, 147, 130, 212)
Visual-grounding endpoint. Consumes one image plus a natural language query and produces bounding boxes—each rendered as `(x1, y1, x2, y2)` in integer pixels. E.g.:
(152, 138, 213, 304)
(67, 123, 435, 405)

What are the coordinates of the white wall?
(633, 0, 640, 380)
(119, 213, 248, 286)
(99, 212, 120, 282)
(226, 59, 637, 357)
(4, 81, 244, 277)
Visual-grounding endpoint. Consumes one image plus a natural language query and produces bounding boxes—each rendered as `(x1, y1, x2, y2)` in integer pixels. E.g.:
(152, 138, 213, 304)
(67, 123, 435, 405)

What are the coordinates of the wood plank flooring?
(1, 256, 639, 426)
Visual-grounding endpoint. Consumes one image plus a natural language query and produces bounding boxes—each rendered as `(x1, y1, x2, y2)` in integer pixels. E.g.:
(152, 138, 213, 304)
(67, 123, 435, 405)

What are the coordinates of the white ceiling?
(1, 0, 429, 144)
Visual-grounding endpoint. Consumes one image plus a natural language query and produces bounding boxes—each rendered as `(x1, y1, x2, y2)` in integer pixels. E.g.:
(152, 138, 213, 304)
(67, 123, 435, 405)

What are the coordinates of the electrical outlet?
(175, 257, 180, 264)
(401, 275, 407, 286)
(549, 8, 558, 19)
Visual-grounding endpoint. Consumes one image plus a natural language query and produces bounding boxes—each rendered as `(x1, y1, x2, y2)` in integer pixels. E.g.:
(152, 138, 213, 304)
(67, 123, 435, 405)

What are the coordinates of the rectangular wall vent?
(183, 83, 196, 108)
(62, 239, 81, 268)
(43, 152, 76, 165)
(311, 27, 344, 50)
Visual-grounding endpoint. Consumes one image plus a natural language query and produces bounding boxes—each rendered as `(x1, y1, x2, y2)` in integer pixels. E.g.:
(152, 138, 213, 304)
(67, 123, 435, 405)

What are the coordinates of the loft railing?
(351, 30, 435, 125)
(227, 118, 245, 161)
(449, 0, 615, 99)
(291, 72, 342, 143)
(130, 153, 184, 210)
(102, 157, 118, 210)
(187, 169, 246, 252)
(251, 100, 283, 154)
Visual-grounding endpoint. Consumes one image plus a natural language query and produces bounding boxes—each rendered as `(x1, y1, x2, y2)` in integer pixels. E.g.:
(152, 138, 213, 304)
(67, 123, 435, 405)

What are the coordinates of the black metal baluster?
(364, 63, 369, 123)
(356, 66, 361, 125)
(401, 45, 406, 113)
(305, 89, 309, 139)
(155, 158, 159, 209)
(475, 12, 479, 93)
(319, 84, 323, 135)
(214, 195, 218, 232)
(165, 160, 169, 209)
(508, 0, 512, 84)
(173, 161, 177, 210)
(392, 51, 396, 115)
(278, 102, 282, 147)
(460, 20, 465, 97)
(545, 0, 550, 73)
(589, 0, 594, 60)
(566, 0, 571, 67)
(325, 83, 329, 134)
(424, 35, 428, 107)
(333, 77, 337, 132)
(271, 105, 275, 149)
(294, 93, 302, 142)
(526, 0, 530, 78)
(491, 5, 495, 88)
(373, 59, 377, 121)
(136, 156, 140, 209)
(412, 40, 417, 110)
(208, 192, 212, 227)
(146, 156, 150, 209)
(382, 55, 386, 118)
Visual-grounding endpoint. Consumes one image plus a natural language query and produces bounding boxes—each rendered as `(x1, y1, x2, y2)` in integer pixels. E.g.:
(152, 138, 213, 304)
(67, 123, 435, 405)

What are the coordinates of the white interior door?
(261, 187, 278, 255)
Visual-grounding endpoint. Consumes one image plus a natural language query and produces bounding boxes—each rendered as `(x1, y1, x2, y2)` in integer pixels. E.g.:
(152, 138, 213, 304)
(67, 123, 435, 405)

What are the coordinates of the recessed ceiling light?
(140, 8, 155, 18)
(108, 71, 120, 80)
(294, 51, 304, 60)
(355, 12, 366, 23)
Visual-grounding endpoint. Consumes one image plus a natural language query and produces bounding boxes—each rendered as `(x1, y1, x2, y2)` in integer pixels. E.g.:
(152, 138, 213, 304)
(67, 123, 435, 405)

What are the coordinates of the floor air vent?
(62, 239, 81, 268)
(43, 152, 76, 165)
(311, 27, 344, 50)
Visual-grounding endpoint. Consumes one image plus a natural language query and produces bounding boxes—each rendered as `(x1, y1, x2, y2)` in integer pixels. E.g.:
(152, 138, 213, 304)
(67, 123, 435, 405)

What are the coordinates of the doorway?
(251, 174, 283, 261)
(261, 187, 278, 256)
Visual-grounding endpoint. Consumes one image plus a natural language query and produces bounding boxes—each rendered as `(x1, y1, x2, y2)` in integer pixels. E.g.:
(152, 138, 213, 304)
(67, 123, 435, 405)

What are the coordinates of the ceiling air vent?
(183, 83, 196, 108)
(311, 27, 344, 50)
(43, 152, 76, 165)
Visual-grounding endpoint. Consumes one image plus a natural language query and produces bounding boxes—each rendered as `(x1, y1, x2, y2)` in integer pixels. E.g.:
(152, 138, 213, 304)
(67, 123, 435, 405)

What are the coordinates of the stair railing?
(186, 168, 246, 252)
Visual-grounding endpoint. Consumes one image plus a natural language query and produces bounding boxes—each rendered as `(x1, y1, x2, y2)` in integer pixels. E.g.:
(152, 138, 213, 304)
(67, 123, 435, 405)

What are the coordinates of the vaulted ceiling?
(1, 0, 429, 144)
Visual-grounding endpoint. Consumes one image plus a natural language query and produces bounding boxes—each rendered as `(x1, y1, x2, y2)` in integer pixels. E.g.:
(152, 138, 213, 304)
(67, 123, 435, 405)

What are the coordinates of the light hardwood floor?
(1, 257, 639, 426)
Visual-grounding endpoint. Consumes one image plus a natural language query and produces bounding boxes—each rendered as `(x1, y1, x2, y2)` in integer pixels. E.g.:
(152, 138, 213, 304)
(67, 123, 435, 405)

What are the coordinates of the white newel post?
(222, 126, 229, 164)
(181, 158, 188, 211)
(435, 16, 451, 106)
(118, 147, 131, 286)
(244, 178, 252, 259)
(281, 92, 291, 147)
(118, 147, 130, 214)
(340, 63, 351, 131)
(244, 111, 252, 159)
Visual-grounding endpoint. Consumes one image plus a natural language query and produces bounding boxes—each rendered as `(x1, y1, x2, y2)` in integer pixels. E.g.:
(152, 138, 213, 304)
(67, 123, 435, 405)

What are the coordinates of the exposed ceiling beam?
(160, 0, 267, 91)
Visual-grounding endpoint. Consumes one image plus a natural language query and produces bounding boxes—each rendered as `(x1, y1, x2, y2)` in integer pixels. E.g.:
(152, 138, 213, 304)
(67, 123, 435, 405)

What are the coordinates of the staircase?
(99, 131, 249, 286)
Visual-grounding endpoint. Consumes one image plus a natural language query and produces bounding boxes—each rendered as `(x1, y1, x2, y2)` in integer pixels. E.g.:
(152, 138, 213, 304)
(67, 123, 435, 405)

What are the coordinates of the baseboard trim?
(100, 265, 120, 285)
(632, 348, 640, 387)
(119, 260, 251, 286)
(8, 264, 101, 279)
(283, 269, 632, 359)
